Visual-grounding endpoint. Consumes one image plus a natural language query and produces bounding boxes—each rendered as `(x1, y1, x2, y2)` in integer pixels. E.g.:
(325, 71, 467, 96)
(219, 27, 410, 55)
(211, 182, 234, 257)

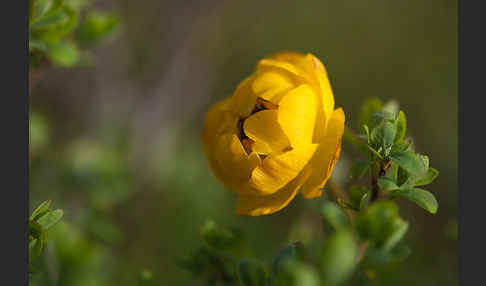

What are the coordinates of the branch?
(370, 159, 391, 202)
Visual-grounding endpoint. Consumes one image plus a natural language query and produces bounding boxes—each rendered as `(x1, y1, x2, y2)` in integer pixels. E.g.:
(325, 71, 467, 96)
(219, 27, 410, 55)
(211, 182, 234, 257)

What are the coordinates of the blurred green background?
(29, 0, 457, 285)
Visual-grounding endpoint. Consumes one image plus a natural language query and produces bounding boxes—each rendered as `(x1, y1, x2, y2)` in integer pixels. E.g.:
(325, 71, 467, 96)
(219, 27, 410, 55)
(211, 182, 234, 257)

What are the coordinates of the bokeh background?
(29, 0, 457, 285)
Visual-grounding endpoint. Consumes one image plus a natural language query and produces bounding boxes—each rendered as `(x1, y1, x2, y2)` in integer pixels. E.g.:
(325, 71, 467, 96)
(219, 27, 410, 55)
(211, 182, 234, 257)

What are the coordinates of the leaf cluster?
(349, 97, 439, 214)
(29, 0, 120, 67)
(29, 200, 64, 273)
(181, 200, 412, 286)
(180, 220, 322, 286)
(178, 220, 249, 286)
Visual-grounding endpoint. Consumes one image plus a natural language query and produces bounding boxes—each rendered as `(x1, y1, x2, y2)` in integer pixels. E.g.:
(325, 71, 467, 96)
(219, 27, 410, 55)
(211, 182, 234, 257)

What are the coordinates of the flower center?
(237, 98, 278, 154)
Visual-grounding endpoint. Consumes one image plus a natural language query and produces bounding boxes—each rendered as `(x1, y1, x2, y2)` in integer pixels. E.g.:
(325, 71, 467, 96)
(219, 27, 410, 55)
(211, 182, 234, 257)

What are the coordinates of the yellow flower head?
(201, 51, 345, 216)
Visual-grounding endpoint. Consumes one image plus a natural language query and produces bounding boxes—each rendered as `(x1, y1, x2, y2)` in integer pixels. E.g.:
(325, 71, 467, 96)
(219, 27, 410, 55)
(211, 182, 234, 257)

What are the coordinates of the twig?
(355, 241, 369, 264)
(370, 159, 391, 202)
(370, 162, 381, 202)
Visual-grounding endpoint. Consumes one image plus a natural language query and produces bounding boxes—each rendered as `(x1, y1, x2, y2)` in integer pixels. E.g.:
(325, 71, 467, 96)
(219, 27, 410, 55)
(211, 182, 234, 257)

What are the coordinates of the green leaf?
(350, 160, 371, 179)
(396, 166, 409, 186)
(359, 97, 383, 130)
(320, 202, 349, 232)
(356, 201, 406, 247)
(382, 100, 399, 116)
(31, 6, 79, 45)
(34, 0, 59, 20)
(382, 122, 397, 156)
(30, 200, 51, 221)
(37, 209, 63, 230)
(359, 192, 370, 211)
(390, 139, 411, 154)
(398, 155, 432, 188)
(320, 231, 357, 286)
(366, 145, 384, 160)
(349, 185, 368, 207)
(371, 121, 396, 156)
(395, 188, 438, 214)
(77, 11, 120, 46)
(370, 111, 395, 128)
(29, 220, 44, 240)
(46, 41, 80, 66)
(414, 168, 439, 186)
(390, 151, 427, 177)
(30, 9, 71, 30)
(29, 221, 47, 259)
(239, 259, 266, 286)
(337, 198, 360, 212)
(385, 162, 398, 181)
(29, 238, 44, 260)
(363, 125, 370, 143)
(418, 154, 430, 171)
(55, 6, 79, 38)
(395, 111, 407, 142)
(378, 177, 399, 191)
(382, 218, 408, 251)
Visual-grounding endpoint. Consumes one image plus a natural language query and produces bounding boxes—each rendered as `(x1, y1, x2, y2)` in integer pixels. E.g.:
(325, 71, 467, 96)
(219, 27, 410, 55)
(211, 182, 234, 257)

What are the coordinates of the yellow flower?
(201, 51, 345, 216)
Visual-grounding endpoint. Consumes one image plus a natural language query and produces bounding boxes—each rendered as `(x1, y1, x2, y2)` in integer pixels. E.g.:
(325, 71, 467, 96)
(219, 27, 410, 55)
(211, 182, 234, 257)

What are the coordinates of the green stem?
(327, 179, 369, 265)
(327, 179, 355, 224)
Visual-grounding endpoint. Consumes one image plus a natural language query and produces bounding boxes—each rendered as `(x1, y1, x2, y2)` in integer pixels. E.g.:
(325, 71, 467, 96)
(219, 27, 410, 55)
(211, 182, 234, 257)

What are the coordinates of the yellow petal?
(286, 54, 332, 140)
(249, 144, 318, 195)
(230, 75, 258, 117)
(310, 55, 335, 140)
(257, 58, 301, 77)
(214, 134, 260, 187)
(243, 110, 290, 154)
(277, 84, 318, 147)
(201, 97, 236, 140)
(257, 52, 335, 140)
(201, 98, 261, 191)
(268, 51, 307, 62)
(259, 52, 314, 83)
(311, 55, 335, 116)
(299, 108, 345, 198)
(252, 71, 295, 104)
(201, 98, 238, 174)
(235, 167, 312, 216)
(273, 53, 335, 136)
(267, 53, 329, 91)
